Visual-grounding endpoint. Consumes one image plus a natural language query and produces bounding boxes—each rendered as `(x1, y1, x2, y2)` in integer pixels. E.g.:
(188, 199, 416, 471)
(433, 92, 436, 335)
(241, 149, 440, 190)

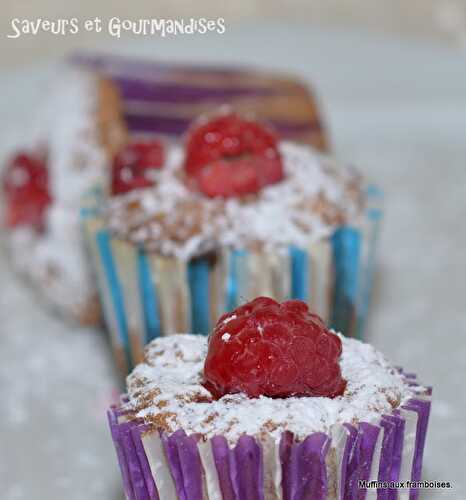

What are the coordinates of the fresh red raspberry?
(2, 152, 51, 231)
(111, 140, 165, 195)
(197, 159, 262, 198)
(184, 113, 284, 198)
(203, 297, 347, 399)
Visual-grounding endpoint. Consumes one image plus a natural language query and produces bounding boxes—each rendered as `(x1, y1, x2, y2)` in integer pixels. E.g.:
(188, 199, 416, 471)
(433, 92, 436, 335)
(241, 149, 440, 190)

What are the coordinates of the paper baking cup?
(71, 52, 329, 151)
(81, 186, 382, 374)
(107, 372, 431, 500)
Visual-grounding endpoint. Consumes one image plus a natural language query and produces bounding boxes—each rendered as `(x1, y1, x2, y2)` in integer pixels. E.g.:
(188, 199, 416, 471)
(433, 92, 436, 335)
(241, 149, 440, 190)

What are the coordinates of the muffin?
(2, 53, 328, 325)
(1, 68, 127, 324)
(108, 297, 431, 499)
(82, 112, 382, 373)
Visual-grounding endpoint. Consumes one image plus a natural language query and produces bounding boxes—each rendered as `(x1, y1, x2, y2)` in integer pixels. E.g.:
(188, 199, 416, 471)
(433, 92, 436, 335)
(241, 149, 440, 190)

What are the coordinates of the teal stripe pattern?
(137, 249, 161, 343)
(79, 206, 99, 219)
(357, 184, 383, 337)
(331, 227, 361, 336)
(80, 185, 104, 219)
(187, 258, 211, 335)
(289, 245, 310, 301)
(96, 230, 132, 369)
(225, 249, 248, 311)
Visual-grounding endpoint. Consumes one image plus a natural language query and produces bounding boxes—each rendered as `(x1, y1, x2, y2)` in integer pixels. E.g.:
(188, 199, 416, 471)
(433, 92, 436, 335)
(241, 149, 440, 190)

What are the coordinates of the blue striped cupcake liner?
(81, 186, 382, 374)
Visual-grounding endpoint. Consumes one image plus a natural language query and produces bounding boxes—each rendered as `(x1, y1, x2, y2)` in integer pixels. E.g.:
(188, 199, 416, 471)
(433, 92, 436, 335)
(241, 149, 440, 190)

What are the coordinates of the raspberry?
(203, 297, 346, 399)
(2, 152, 51, 231)
(197, 159, 261, 198)
(111, 140, 165, 195)
(184, 112, 284, 198)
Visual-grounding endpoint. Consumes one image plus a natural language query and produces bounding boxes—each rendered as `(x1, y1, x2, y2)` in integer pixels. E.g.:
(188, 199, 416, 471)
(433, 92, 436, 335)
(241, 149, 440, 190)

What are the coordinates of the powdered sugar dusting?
(5, 68, 108, 317)
(126, 334, 418, 443)
(106, 142, 365, 260)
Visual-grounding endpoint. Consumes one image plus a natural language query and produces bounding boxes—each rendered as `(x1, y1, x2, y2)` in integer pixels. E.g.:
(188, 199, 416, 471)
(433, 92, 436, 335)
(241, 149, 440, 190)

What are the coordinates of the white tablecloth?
(1, 24, 465, 499)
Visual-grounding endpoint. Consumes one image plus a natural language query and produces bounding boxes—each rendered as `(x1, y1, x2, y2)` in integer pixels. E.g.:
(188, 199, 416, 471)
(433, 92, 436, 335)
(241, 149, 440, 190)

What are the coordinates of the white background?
(1, 23, 465, 499)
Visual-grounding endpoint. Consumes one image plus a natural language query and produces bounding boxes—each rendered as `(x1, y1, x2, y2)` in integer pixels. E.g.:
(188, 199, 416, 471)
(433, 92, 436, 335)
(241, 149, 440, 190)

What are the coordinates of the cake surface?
(105, 141, 365, 260)
(124, 333, 420, 443)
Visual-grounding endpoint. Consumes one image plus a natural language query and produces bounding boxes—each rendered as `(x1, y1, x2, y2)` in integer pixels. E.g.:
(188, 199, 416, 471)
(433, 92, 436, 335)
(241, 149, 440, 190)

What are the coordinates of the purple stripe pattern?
(211, 435, 239, 499)
(342, 424, 361, 498)
(357, 422, 381, 499)
(292, 433, 330, 500)
(161, 430, 204, 500)
(207, 434, 265, 499)
(70, 52, 253, 78)
(123, 113, 319, 137)
(377, 416, 395, 500)
(71, 52, 327, 147)
(131, 424, 159, 500)
(119, 420, 148, 500)
(107, 409, 135, 499)
(115, 77, 276, 103)
(402, 400, 431, 500)
(234, 435, 265, 500)
(382, 414, 405, 500)
(107, 373, 431, 499)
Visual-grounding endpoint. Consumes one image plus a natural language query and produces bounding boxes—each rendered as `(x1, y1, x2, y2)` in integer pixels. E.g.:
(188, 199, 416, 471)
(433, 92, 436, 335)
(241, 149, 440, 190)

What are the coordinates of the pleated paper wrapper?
(81, 186, 382, 375)
(71, 52, 329, 152)
(108, 371, 430, 500)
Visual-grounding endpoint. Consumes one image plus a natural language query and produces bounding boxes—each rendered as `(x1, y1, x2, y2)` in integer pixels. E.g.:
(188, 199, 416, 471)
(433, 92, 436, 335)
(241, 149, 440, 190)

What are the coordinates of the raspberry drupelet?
(203, 297, 347, 399)
(2, 152, 51, 231)
(184, 112, 284, 198)
(111, 139, 165, 195)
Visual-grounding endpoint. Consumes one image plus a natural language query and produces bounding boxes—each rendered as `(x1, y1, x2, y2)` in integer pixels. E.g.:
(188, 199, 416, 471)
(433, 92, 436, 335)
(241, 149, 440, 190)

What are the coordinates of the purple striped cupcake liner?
(108, 373, 431, 500)
(70, 52, 328, 150)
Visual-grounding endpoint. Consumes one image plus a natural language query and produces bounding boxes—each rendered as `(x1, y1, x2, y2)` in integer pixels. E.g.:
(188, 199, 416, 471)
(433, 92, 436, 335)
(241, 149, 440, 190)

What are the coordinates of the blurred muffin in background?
(1, 70, 126, 324)
(82, 110, 381, 375)
(1, 53, 328, 325)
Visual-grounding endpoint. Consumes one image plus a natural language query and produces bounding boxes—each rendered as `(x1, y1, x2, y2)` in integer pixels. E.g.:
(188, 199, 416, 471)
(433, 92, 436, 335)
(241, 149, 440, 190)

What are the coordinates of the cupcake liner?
(107, 373, 430, 500)
(82, 186, 382, 373)
(71, 52, 328, 150)
(281, 431, 330, 499)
